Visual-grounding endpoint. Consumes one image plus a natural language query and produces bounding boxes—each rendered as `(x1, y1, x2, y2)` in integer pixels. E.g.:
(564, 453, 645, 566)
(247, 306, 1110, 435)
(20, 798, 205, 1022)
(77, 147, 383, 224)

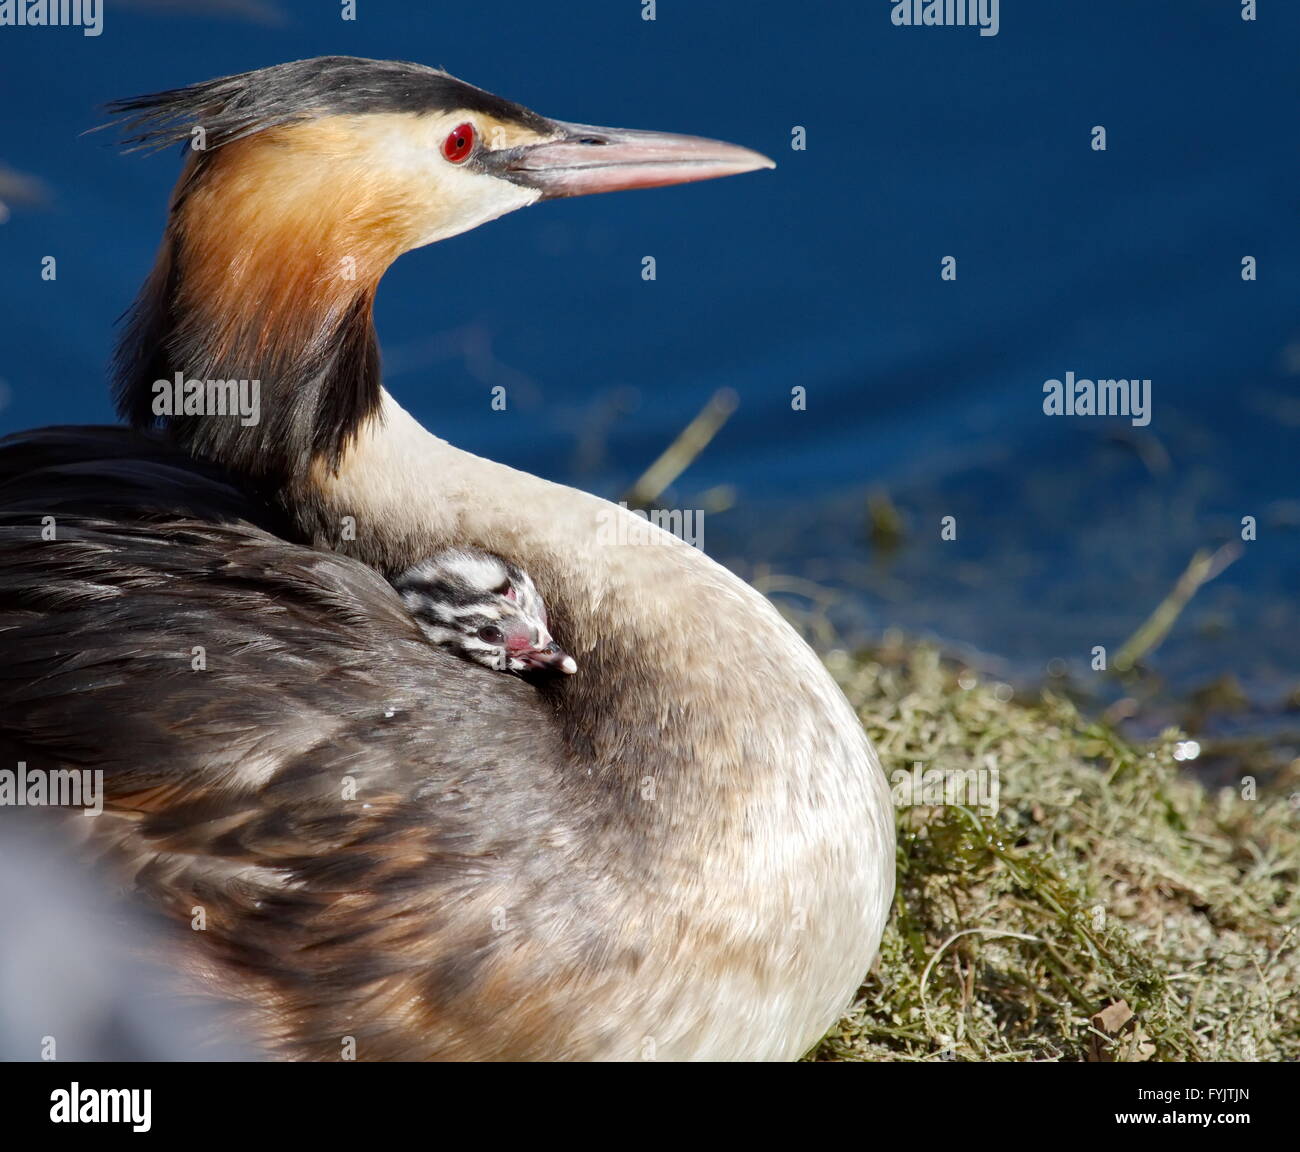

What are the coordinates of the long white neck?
(311, 390, 895, 1058)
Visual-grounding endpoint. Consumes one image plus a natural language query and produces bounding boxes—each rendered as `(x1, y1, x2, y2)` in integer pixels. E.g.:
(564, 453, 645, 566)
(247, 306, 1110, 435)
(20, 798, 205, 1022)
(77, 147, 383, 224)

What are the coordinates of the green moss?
(813, 644, 1299, 1062)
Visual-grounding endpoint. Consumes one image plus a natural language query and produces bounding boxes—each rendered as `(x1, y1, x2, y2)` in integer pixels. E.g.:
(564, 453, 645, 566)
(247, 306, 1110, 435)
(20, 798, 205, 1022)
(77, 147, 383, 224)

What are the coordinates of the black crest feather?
(105, 55, 550, 154)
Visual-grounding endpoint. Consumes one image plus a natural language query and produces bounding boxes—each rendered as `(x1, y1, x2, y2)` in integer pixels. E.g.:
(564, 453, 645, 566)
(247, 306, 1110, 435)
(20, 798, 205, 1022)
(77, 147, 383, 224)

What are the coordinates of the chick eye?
(443, 123, 476, 164)
(477, 625, 504, 645)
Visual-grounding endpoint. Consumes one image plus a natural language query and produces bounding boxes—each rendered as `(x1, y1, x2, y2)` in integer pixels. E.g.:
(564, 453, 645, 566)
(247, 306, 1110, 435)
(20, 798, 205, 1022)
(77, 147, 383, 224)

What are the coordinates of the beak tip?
(560, 655, 578, 675)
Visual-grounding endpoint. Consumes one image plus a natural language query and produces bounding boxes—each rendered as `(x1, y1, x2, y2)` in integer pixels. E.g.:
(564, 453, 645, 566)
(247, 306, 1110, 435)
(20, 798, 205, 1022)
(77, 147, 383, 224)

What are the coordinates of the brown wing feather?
(0, 428, 623, 1059)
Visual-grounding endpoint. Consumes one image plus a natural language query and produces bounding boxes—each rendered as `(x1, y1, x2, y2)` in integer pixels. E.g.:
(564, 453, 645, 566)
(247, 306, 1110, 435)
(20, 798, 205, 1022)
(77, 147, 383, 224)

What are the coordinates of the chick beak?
(519, 641, 578, 675)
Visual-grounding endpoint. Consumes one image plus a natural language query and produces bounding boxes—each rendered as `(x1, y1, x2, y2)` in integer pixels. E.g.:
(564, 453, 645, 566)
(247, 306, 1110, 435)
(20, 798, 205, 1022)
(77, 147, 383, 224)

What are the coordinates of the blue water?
(1, 1, 1297, 726)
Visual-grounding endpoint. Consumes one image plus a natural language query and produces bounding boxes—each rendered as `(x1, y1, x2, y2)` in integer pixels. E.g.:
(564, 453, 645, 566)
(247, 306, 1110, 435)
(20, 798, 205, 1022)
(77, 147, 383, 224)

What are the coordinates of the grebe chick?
(394, 548, 577, 675)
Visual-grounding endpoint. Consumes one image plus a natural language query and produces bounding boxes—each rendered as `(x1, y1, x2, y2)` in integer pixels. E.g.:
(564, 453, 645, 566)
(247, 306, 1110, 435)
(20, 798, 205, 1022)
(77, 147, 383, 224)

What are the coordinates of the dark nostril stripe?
(578, 137, 607, 146)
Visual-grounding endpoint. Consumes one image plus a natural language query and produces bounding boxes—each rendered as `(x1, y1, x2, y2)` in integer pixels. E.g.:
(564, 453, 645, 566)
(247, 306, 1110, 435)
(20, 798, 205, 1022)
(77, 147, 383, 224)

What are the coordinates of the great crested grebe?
(394, 548, 577, 675)
(0, 57, 895, 1061)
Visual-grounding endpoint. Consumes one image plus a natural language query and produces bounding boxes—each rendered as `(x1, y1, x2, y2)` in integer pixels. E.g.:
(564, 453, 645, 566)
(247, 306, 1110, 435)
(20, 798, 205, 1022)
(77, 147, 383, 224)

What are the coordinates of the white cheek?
(358, 119, 542, 249)
(417, 163, 541, 248)
(423, 165, 540, 244)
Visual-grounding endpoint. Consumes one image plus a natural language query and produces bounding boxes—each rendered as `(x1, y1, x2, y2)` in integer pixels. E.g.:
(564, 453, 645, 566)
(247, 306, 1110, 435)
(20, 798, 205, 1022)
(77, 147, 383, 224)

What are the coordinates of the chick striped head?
(394, 548, 577, 675)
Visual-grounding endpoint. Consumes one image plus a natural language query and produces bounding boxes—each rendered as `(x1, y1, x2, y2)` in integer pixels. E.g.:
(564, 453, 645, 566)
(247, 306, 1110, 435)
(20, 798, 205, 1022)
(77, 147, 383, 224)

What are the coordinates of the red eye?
(443, 123, 475, 163)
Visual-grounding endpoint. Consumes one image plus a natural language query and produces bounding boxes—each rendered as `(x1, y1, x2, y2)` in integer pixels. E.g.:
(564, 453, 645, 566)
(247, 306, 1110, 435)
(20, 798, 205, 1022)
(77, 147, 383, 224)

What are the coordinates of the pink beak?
(517, 641, 578, 675)
(493, 121, 775, 200)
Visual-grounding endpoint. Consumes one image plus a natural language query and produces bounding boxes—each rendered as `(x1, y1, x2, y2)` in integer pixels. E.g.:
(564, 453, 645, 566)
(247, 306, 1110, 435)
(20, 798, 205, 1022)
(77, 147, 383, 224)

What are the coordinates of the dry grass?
(813, 643, 1299, 1062)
